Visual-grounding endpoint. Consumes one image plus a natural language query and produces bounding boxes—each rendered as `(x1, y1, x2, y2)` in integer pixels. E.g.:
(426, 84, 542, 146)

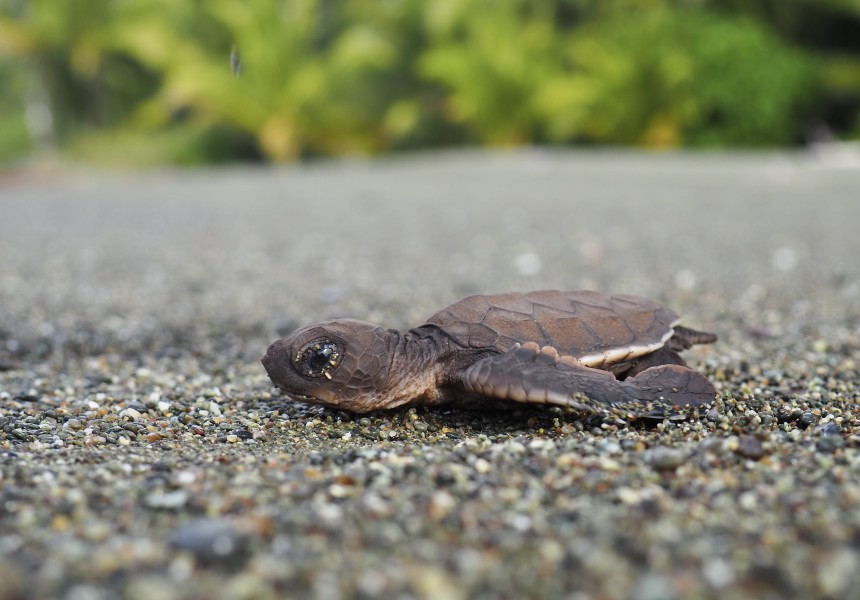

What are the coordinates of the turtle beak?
(261, 339, 291, 390)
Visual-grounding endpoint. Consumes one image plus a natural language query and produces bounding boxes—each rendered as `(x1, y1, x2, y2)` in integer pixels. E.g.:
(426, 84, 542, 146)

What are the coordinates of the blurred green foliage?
(0, 59, 30, 162)
(1, 0, 859, 164)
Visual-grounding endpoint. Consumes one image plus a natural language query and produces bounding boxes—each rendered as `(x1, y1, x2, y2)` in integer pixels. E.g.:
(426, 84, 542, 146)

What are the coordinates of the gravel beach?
(1, 151, 858, 600)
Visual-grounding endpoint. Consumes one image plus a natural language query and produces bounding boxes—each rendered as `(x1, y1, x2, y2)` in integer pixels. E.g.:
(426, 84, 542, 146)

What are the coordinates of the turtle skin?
(262, 290, 717, 418)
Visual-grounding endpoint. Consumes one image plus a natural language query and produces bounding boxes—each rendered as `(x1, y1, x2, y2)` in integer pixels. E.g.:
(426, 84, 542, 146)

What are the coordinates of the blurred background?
(1, 0, 859, 167)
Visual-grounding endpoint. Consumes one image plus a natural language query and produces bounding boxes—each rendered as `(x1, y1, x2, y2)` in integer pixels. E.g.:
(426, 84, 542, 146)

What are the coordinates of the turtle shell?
(424, 290, 679, 368)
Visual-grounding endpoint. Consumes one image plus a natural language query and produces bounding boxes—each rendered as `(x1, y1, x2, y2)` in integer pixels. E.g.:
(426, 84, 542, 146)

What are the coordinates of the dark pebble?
(815, 422, 841, 436)
(816, 436, 844, 454)
(798, 412, 816, 429)
(10, 430, 32, 442)
(777, 408, 803, 424)
(169, 519, 250, 567)
(736, 435, 765, 460)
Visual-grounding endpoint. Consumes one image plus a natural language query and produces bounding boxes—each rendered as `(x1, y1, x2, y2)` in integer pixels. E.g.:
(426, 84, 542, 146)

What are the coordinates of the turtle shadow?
(426, 404, 667, 435)
(263, 396, 667, 440)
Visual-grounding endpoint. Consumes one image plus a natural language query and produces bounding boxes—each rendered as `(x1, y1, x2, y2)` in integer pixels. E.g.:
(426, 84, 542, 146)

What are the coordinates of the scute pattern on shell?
(425, 290, 679, 361)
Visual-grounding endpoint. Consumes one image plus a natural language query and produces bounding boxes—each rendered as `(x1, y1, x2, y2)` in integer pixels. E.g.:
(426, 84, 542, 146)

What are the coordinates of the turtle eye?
(295, 339, 341, 378)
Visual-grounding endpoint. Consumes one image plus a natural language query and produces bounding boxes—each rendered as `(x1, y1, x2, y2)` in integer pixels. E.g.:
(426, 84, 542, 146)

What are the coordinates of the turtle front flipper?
(460, 342, 714, 419)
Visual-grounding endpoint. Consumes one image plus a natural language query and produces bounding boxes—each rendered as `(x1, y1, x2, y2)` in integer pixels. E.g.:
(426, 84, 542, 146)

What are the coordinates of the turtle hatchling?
(262, 290, 717, 418)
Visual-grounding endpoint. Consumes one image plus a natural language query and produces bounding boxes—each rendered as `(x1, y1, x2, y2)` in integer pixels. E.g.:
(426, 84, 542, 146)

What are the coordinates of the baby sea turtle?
(262, 290, 717, 418)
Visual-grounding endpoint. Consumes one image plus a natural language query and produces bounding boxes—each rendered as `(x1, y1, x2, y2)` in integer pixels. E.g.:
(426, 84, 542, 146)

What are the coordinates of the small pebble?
(121, 408, 143, 421)
(648, 447, 686, 470)
(735, 435, 765, 460)
(169, 519, 250, 567)
(144, 490, 189, 509)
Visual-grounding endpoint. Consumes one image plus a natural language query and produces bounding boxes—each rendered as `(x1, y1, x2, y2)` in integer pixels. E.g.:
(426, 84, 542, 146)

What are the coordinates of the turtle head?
(262, 319, 395, 412)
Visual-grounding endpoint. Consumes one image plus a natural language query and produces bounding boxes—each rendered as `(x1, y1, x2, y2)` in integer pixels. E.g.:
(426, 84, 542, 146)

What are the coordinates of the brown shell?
(424, 290, 679, 368)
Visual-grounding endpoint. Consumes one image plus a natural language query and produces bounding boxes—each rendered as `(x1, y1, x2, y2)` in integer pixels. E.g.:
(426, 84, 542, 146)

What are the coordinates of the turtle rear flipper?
(460, 342, 714, 419)
(622, 364, 716, 417)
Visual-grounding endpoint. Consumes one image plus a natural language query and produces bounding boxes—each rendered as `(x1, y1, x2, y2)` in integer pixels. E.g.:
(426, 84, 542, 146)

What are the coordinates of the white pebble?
(121, 408, 142, 421)
(675, 269, 697, 290)
(772, 246, 798, 271)
(703, 558, 736, 588)
(473, 458, 491, 474)
(514, 252, 543, 276)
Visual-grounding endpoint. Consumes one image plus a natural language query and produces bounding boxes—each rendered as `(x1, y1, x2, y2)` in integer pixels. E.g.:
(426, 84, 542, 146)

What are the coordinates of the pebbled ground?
(1, 150, 859, 600)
